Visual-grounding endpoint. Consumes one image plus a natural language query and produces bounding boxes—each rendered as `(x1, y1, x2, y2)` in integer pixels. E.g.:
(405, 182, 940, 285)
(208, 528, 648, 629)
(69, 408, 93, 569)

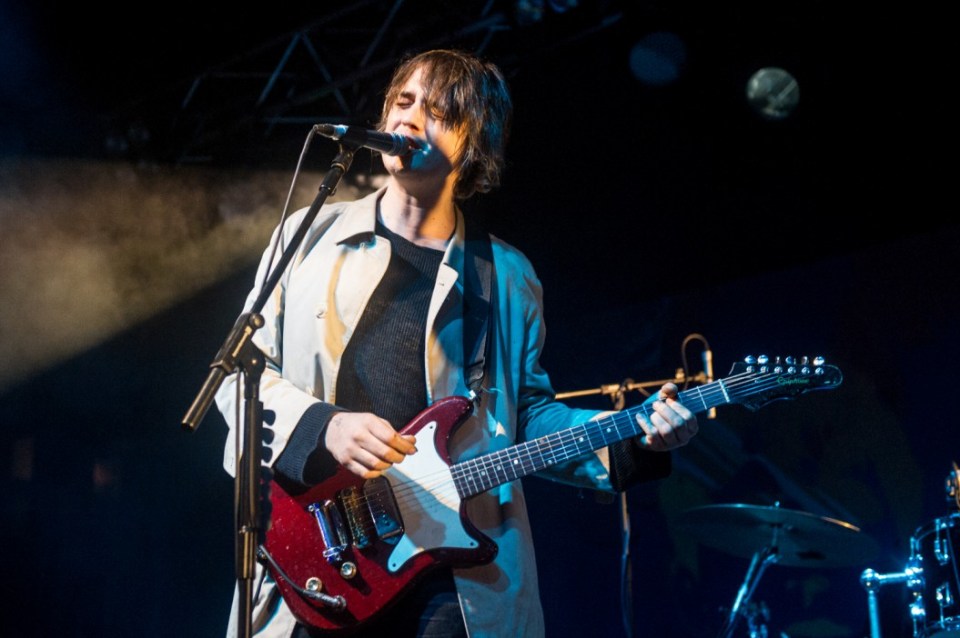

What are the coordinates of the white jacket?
(215, 188, 633, 638)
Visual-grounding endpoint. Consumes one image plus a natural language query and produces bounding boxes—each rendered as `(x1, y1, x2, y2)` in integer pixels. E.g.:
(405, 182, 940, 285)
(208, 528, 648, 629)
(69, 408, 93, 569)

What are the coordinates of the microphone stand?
(181, 144, 358, 638)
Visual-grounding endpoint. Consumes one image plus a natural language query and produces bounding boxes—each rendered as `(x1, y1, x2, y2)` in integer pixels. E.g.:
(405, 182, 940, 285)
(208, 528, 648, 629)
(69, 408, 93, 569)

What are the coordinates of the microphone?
(314, 123, 415, 156)
(702, 347, 716, 419)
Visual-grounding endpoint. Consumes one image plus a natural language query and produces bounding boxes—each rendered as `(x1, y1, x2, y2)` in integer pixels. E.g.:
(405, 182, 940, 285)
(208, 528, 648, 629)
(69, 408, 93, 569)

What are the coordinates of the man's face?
(381, 66, 464, 188)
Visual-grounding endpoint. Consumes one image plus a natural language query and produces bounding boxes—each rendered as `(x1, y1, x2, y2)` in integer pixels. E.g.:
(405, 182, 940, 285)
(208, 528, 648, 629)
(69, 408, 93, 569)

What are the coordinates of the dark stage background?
(1, 2, 957, 637)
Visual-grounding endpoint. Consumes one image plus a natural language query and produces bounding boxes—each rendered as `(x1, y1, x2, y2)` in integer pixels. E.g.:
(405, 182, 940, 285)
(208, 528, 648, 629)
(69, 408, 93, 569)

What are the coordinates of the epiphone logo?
(776, 376, 811, 386)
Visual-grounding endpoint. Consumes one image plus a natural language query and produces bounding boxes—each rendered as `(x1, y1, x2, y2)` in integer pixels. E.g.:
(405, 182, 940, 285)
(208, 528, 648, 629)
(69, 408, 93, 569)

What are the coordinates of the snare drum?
(909, 513, 960, 637)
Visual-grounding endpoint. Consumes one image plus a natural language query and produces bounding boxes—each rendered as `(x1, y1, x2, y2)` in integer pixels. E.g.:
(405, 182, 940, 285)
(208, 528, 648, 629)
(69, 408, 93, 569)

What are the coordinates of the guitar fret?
(538, 435, 557, 467)
(555, 427, 584, 462)
(592, 418, 616, 448)
(451, 464, 470, 498)
(488, 449, 513, 484)
(510, 451, 524, 478)
(483, 452, 501, 489)
(475, 455, 493, 492)
(464, 459, 482, 496)
(487, 450, 503, 485)
(511, 443, 530, 477)
(693, 385, 708, 412)
(542, 432, 566, 465)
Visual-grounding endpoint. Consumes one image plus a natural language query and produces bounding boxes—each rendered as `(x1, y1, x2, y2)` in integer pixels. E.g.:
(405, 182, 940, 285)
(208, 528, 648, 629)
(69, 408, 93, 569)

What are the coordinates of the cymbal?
(677, 503, 879, 568)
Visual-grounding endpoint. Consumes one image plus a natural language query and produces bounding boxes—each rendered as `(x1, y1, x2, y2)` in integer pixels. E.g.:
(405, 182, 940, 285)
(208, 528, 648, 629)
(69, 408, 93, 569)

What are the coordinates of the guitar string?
(336, 369, 836, 524)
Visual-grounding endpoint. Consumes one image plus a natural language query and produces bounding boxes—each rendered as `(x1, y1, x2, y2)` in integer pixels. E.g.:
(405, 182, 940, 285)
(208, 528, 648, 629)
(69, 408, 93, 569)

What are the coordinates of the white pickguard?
(384, 421, 478, 572)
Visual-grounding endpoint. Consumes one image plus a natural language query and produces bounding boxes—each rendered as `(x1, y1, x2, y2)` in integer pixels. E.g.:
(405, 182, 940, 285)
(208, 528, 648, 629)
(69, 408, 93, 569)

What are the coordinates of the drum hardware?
(860, 565, 923, 638)
(861, 462, 960, 638)
(907, 514, 957, 637)
(717, 543, 777, 638)
(678, 502, 879, 638)
(740, 600, 772, 638)
(861, 514, 959, 638)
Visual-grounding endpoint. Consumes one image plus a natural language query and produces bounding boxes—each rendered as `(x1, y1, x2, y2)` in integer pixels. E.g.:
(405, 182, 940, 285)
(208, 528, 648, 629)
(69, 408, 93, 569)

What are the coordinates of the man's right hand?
(324, 412, 418, 478)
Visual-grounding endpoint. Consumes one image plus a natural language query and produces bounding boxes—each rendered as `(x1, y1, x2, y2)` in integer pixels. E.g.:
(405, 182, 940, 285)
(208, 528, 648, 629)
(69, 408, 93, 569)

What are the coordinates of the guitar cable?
(258, 545, 348, 610)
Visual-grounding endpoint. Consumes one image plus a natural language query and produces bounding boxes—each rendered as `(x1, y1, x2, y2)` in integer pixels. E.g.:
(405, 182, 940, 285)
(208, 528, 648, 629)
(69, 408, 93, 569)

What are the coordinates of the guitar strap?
(462, 216, 493, 400)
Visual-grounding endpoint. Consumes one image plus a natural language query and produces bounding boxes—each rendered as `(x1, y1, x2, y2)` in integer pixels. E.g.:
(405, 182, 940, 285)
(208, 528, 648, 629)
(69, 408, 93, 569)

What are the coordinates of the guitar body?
(265, 395, 498, 634)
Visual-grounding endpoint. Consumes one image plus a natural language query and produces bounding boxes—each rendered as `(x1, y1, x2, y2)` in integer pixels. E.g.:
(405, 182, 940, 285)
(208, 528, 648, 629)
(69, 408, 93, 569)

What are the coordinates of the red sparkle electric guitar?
(261, 355, 842, 634)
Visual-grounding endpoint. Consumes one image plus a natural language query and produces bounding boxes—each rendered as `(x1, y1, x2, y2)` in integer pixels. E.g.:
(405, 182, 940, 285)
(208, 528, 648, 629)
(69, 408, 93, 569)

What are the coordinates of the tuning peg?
(771, 356, 784, 373)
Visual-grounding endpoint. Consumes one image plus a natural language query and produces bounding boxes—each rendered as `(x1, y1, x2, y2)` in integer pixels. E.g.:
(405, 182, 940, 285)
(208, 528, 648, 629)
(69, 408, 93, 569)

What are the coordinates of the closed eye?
(396, 90, 416, 109)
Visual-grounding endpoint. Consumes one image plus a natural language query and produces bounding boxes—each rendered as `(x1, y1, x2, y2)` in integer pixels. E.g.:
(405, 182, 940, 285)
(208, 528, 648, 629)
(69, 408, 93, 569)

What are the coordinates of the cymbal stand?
(718, 544, 780, 638)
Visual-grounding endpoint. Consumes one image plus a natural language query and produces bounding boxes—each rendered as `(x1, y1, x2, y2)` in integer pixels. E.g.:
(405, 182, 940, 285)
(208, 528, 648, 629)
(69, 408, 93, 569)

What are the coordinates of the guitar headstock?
(727, 355, 842, 411)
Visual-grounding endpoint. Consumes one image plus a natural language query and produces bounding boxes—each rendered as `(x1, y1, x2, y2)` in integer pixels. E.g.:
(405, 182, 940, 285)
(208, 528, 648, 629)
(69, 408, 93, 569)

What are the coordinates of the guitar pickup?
(336, 478, 404, 549)
(363, 476, 403, 543)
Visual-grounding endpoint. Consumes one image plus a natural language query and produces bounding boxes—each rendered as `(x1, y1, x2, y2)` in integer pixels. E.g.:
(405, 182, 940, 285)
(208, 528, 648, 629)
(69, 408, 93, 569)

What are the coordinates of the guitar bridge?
(308, 500, 349, 566)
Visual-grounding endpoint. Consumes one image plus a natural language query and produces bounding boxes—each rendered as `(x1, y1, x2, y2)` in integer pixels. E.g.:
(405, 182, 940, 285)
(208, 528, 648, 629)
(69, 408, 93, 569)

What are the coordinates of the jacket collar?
(330, 187, 382, 246)
(329, 185, 468, 278)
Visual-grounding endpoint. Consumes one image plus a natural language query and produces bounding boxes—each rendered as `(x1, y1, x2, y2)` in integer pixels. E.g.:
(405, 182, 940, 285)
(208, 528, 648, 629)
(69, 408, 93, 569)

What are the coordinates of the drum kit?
(677, 463, 960, 638)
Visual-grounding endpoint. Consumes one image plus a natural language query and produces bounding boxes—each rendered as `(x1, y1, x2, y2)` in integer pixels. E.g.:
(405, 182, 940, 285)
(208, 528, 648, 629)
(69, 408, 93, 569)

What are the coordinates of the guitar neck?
(450, 360, 842, 499)
(451, 377, 733, 499)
